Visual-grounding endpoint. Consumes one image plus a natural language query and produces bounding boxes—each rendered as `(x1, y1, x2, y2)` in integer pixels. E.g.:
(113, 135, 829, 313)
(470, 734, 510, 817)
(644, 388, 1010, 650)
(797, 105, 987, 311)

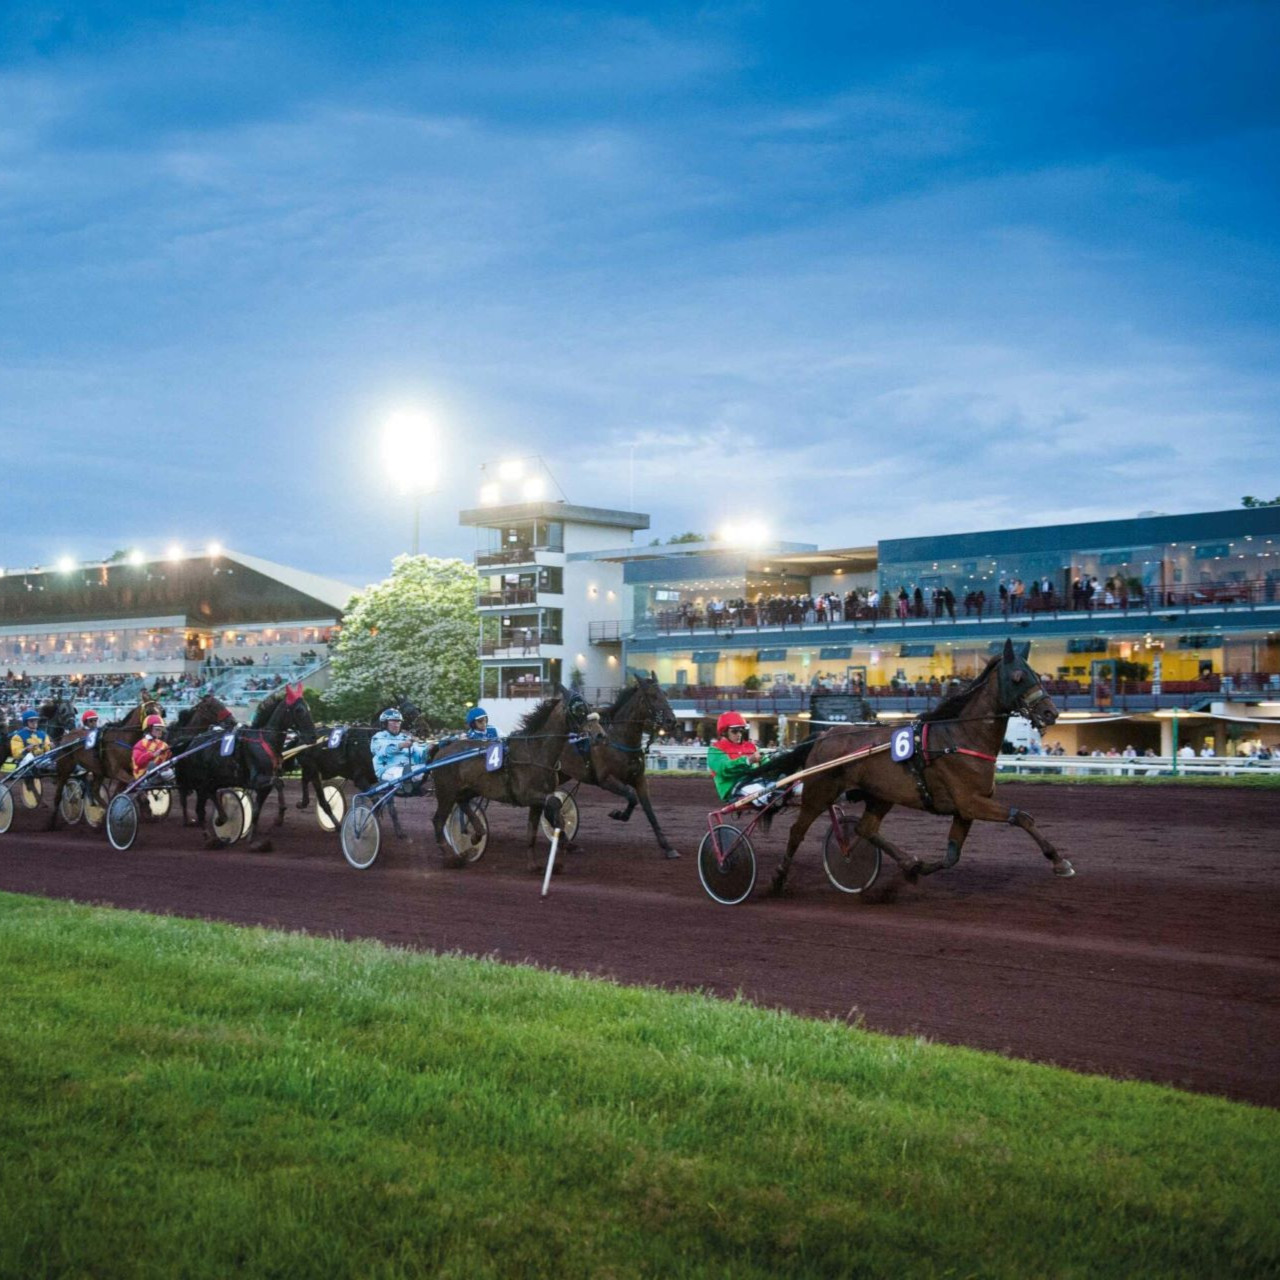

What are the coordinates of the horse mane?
(600, 683, 640, 722)
(922, 653, 1003, 723)
(514, 691, 565, 736)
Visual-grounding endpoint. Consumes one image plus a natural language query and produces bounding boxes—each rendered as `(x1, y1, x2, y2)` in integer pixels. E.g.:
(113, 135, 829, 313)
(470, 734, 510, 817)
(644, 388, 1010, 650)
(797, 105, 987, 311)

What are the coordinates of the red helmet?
(144, 714, 166, 731)
(81, 710, 99, 726)
(716, 711, 748, 735)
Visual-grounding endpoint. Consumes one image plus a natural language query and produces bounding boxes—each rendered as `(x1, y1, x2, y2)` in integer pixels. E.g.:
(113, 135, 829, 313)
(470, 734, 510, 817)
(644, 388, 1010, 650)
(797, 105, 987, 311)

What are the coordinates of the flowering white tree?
(325, 556, 479, 725)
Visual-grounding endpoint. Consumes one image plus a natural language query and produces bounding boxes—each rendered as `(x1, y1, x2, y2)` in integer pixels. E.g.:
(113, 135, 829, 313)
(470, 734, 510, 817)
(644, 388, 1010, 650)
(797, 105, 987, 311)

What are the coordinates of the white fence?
(645, 746, 1280, 779)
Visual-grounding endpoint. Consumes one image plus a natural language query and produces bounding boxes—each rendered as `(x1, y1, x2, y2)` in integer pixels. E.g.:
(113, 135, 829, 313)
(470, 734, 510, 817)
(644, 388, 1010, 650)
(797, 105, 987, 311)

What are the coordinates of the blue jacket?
(371, 730, 429, 780)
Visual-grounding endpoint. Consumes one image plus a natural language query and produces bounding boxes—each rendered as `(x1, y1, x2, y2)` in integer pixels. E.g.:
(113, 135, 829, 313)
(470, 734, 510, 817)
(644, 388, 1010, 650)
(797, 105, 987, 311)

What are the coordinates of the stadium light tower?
(381, 407, 441, 555)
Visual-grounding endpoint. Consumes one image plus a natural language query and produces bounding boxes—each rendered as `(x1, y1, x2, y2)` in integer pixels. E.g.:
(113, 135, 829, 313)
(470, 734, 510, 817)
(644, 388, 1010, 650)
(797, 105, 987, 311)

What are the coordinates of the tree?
(324, 556, 480, 725)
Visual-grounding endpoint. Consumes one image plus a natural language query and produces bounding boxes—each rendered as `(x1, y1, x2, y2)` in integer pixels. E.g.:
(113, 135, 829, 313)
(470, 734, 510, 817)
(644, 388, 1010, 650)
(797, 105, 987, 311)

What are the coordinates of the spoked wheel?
(445, 800, 489, 864)
(59, 778, 86, 826)
(106, 794, 140, 852)
(144, 789, 172, 820)
(316, 781, 347, 833)
(207, 789, 245, 847)
(0, 783, 14, 835)
(84, 781, 111, 830)
(236, 790, 256, 843)
(341, 797, 381, 869)
(823, 814, 881, 895)
(19, 777, 42, 810)
(538, 789, 579, 842)
(697, 824, 757, 906)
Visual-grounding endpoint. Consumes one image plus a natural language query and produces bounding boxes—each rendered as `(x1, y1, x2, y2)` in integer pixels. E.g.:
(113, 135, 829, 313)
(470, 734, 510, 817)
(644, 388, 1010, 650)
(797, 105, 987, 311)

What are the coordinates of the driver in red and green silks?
(708, 711, 767, 800)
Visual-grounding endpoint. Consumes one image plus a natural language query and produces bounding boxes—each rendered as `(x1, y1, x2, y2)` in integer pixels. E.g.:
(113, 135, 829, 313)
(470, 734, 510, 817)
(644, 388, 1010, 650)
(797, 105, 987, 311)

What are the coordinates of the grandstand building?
(461, 502, 1280, 755)
(0, 549, 353, 718)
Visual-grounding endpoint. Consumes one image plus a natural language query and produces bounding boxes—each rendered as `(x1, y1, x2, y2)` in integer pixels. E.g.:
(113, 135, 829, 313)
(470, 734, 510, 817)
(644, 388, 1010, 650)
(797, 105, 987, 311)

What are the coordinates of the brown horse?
(46, 697, 165, 829)
(759, 639, 1072, 893)
(428, 687, 605, 870)
(558, 675, 681, 859)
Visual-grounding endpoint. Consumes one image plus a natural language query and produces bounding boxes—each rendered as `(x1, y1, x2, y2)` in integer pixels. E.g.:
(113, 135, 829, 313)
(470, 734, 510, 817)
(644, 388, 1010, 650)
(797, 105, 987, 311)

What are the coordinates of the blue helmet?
(379, 707, 403, 724)
(465, 707, 488, 726)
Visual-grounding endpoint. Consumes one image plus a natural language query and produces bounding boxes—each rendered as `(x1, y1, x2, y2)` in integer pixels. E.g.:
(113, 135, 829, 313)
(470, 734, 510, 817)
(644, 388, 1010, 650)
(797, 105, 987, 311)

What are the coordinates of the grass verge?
(1, 892, 1277, 1279)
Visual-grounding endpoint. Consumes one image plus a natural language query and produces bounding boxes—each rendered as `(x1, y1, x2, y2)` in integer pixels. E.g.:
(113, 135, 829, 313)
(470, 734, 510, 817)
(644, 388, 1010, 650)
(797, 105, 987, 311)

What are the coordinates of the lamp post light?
(382, 408, 441, 555)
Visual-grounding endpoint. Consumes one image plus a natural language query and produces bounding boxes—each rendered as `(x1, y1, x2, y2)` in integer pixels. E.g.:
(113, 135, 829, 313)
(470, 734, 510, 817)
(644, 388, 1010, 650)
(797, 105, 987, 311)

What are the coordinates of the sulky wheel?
(145, 789, 172, 820)
(341, 797, 381, 869)
(19, 776, 42, 810)
(823, 814, 881, 895)
(235, 790, 256, 842)
(445, 800, 489, 864)
(697, 824, 757, 906)
(0, 783, 14, 836)
(106, 794, 140, 852)
(207, 789, 245, 847)
(538, 789, 579, 843)
(59, 778, 86, 826)
(316, 781, 347, 833)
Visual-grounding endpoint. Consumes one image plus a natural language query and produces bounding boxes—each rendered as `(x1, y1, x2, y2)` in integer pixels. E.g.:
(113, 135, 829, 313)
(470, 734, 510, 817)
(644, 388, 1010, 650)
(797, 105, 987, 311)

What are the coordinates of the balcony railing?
(475, 543, 564, 567)
(477, 588, 538, 607)
(636, 576, 1280, 637)
(588, 620, 622, 644)
(480, 631, 563, 656)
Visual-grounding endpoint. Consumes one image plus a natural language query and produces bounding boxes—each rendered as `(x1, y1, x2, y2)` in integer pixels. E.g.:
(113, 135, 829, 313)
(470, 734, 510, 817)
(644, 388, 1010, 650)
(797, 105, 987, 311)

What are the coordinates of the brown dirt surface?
(1, 777, 1277, 1107)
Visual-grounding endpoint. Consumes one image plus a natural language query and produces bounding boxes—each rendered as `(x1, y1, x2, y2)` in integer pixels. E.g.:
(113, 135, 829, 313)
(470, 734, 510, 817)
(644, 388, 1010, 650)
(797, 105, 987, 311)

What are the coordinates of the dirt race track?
(2, 778, 1277, 1108)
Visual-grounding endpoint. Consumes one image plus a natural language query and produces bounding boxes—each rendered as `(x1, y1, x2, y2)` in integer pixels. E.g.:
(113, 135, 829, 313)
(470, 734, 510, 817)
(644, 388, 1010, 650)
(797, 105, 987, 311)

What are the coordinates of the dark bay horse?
(429, 687, 605, 870)
(558, 675, 681, 859)
(758, 640, 1072, 893)
(47, 698, 165, 829)
(177, 687, 315, 849)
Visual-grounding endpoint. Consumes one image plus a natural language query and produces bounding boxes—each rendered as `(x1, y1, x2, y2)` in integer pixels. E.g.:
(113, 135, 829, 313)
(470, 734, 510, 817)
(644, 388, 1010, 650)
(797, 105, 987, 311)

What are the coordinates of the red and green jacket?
(707, 736, 763, 800)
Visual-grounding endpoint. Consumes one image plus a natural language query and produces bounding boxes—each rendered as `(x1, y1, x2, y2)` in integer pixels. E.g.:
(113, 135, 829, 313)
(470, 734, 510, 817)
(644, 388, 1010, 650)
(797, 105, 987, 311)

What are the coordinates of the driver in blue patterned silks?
(371, 706, 434, 808)
(464, 707, 499, 740)
(10, 710, 51, 770)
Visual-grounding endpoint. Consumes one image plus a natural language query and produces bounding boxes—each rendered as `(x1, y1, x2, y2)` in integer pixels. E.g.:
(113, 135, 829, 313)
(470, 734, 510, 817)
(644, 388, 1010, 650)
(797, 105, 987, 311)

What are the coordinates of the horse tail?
(743, 739, 817, 785)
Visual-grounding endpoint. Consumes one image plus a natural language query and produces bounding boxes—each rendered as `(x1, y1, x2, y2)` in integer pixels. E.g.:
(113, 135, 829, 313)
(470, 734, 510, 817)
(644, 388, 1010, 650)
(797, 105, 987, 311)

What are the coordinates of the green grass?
(1, 894, 1276, 1279)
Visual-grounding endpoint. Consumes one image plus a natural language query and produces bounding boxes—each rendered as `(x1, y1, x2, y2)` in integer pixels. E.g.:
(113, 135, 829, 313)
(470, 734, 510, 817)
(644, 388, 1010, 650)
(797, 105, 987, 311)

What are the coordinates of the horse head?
(635, 674, 678, 738)
(996, 638, 1059, 731)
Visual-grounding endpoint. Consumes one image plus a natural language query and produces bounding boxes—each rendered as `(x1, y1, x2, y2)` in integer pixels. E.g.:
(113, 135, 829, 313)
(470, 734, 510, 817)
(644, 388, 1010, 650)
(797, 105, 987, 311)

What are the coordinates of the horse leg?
(387, 796, 407, 839)
(914, 816, 972, 878)
(953, 794, 1074, 877)
(769, 796, 825, 895)
(632, 776, 679, 860)
(249, 785, 275, 852)
(854, 800, 923, 881)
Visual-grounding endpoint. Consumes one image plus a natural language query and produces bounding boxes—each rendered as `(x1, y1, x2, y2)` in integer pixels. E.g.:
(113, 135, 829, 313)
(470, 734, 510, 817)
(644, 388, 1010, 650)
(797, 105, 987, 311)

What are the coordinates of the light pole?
(381, 408, 440, 555)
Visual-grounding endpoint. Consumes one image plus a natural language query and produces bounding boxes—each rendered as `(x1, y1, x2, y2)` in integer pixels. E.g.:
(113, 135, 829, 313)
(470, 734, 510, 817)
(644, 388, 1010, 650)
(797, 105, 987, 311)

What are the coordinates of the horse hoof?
(662, 848, 681, 860)
(1054, 860, 1076, 877)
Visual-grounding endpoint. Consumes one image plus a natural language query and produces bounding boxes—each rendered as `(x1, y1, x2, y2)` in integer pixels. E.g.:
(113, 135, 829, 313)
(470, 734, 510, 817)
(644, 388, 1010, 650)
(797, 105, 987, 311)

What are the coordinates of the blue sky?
(2, 1, 1277, 587)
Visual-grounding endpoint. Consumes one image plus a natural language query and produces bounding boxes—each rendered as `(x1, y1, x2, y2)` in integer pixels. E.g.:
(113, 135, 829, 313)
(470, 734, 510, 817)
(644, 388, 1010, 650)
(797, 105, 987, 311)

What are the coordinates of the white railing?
(644, 746, 1280, 779)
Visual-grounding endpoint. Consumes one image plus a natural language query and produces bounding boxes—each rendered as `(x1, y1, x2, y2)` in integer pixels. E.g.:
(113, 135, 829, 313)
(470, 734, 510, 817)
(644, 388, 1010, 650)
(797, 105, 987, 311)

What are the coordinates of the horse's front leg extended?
(953, 793, 1074, 876)
(633, 776, 679, 860)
